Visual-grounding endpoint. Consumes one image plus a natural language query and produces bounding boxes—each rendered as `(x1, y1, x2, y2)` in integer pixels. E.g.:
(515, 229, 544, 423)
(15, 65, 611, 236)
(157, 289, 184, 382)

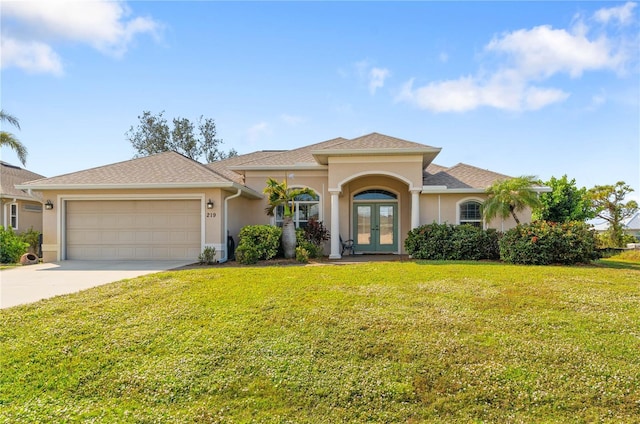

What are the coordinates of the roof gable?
(18, 151, 235, 188)
(226, 133, 441, 170)
(0, 161, 46, 200)
(311, 132, 441, 166)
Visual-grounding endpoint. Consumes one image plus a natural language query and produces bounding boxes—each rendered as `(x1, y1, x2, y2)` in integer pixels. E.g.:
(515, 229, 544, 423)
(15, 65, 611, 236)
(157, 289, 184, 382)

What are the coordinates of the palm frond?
(0, 132, 28, 166)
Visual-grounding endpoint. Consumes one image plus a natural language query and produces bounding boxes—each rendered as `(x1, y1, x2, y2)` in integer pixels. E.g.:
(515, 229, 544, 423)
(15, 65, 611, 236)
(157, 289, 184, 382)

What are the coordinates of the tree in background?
(533, 175, 594, 223)
(482, 175, 542, 225)
(126, 111, 237, 163)
(0, 110, 28, 166)
(589, 181, 638, 247)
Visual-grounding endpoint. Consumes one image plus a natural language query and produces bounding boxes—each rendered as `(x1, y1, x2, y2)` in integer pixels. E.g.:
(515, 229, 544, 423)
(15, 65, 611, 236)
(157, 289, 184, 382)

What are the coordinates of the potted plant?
(263, 178, 316, 259)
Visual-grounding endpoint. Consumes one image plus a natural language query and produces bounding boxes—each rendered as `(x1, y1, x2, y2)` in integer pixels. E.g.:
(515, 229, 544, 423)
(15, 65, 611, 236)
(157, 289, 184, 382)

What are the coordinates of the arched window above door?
(354, 189, 397, 200)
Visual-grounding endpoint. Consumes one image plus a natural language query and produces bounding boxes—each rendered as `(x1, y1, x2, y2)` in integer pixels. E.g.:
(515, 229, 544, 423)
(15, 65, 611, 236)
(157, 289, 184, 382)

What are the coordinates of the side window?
(275, 192, 320, 228)
(10, 203, 18, 229)
(459, 200, 482, 227)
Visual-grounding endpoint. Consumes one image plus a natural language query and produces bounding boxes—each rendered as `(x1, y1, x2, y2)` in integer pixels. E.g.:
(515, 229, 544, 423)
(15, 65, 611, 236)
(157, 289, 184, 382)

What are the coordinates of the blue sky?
(2, 1, 639, 198)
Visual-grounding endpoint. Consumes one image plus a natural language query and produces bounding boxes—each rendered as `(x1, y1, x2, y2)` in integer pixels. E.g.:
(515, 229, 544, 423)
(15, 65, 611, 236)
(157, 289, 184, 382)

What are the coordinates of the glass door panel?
(356, 205, 373, 248)
(378, 205, 394, 246)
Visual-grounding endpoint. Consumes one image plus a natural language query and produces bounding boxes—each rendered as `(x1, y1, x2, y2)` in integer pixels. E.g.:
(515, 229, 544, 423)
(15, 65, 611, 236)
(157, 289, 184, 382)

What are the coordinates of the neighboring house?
(17, 133, 547, 263)
(593, 212, 640, 242)
(624, 212, 640, 241)
(0, 161, 45, 234)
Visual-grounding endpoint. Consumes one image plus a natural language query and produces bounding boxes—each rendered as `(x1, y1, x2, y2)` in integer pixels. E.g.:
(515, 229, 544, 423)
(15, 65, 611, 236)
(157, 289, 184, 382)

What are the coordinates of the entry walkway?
(0, 260, 193, 309)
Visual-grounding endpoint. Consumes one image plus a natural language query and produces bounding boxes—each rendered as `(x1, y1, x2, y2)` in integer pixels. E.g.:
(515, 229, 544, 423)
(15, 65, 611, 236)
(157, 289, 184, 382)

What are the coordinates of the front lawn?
(1, 261, 638, 422)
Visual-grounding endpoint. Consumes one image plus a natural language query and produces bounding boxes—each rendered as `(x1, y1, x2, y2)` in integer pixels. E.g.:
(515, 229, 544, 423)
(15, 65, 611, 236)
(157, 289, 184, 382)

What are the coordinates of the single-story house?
(592, 212, 640, 242)
(1, 161, 45, 234)
(17, 132, 547, 263)
(624, 212, 640, 241)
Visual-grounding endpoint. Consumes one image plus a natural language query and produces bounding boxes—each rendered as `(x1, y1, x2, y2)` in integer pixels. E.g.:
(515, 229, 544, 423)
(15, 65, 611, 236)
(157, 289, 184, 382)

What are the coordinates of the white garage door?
(66, 200, 201, 260)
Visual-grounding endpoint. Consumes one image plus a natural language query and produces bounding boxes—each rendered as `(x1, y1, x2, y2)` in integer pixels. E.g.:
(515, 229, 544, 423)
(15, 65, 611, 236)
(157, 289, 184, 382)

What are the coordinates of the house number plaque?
(206, 212, 216, 218)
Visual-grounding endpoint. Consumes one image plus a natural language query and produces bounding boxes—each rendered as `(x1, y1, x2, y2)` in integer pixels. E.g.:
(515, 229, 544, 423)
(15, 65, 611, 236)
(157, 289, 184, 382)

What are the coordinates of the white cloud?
(350, 60, 391, 95)
(247, 122, 271, 142)
(396, 74, 569, 113)
(594, 1, 637, 25)
(369, 67, 390, 95)
(1, 0, 161, 74)
(1, 37, 63, 75)
(396, 4, 635, 113)
(485, 25, 626, 78)
(280, 114, 306, 126)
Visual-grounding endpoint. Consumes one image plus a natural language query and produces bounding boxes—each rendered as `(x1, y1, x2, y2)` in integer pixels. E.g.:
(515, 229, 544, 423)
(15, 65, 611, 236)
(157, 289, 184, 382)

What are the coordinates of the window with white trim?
(275, 192, 320, 229)
(9, 203, 18, 229)
(459, 200, 482, 227)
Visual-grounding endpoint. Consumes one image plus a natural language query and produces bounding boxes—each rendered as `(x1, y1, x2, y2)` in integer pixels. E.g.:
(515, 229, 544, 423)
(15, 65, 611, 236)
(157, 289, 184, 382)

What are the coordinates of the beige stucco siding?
(327, 155, 423, 190)
(1, 199, 43, 234)
(420, 193, 527, 231)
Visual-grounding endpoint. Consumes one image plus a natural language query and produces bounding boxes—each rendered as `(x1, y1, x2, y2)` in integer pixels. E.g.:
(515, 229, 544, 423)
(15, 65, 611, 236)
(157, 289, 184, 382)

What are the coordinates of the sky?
(1, 1, 639, 200)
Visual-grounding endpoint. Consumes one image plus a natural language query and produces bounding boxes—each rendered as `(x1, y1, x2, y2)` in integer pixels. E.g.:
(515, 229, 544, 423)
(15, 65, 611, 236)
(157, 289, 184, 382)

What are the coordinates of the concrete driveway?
(0, 260, 194, 309)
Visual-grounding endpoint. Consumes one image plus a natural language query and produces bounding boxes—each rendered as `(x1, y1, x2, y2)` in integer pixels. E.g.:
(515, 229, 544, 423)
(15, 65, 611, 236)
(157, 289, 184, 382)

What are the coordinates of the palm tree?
(483, 175, 541, 225)
(0, 110, 28, 166)
(264, 177, 317, 258)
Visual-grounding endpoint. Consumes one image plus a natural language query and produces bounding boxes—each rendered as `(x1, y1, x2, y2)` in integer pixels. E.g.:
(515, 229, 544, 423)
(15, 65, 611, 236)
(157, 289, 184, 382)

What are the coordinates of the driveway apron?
(0, 260, 193, 309)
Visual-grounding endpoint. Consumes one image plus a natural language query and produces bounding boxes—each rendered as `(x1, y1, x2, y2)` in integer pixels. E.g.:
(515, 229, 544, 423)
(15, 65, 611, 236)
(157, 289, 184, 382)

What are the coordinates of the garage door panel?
(66, 200, 201, 260)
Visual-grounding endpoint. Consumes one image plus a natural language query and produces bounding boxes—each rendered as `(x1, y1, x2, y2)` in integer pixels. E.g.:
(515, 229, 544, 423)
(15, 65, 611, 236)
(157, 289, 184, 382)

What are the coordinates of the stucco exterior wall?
(420, 193, 530, 231)
(327, 155, 423, 190)
(1, 199, 43, 234)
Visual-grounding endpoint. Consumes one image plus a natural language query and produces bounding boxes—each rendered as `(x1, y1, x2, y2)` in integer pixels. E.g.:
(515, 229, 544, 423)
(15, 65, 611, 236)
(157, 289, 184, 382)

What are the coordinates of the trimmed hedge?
(405, 223, 500, 261)
(499, 221, 599, 265)
(0, 226, 29, 264)
(235, 225, 282, 265)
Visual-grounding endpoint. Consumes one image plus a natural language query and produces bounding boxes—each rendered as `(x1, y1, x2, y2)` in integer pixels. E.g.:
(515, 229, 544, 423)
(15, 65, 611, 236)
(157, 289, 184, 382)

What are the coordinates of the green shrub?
(235, 225, 282, 264)
(499, 221, 599, 265)
(19, 227, 41, 254)
(295, 246, 310, 263)
(405, 223, 500, 260)
(0, 226, 29, 264)
(198, 246, 216, 265)
(295, 219, 329, 259)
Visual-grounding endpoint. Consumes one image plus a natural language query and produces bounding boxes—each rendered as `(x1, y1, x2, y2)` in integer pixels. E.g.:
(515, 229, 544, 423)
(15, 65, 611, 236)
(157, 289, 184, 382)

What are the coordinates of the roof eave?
(421, 187, 487, 194)
(421, 185, 552, 194)
(15, 182, 264, 199)
(312, 147, 442, 166)
(228, 164, 327, 171)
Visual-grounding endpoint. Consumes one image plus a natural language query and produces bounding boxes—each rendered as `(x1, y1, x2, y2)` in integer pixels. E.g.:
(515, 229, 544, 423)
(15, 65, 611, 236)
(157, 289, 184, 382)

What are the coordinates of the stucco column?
(329, 190, 341, 259)
(411, 189, 421, 229)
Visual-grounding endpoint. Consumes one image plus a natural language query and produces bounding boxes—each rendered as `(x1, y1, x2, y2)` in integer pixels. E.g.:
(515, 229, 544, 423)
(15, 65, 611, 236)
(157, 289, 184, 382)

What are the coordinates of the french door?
(353, 203, 398, 253)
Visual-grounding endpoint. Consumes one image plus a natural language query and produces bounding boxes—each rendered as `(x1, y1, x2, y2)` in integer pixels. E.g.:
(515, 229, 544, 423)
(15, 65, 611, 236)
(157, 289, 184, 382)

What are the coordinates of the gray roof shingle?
(0, 161, 45, 200)
(423, 163, 512, 189)
(18, 151, 233, 187)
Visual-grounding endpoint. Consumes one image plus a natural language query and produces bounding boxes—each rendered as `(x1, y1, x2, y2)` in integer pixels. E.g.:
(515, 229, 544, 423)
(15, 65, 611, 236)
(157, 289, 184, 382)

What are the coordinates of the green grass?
(1, 261, 639, 423)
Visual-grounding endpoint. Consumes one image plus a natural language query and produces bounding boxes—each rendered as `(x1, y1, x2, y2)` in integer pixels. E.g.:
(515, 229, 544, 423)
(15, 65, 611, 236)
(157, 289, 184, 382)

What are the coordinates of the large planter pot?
(20, 253, 39, 265)
(281, 217, 297, 259)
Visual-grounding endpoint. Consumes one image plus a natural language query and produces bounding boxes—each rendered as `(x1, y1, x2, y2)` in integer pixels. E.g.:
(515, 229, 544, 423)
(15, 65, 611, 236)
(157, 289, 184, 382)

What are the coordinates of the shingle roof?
(423, 163, 512, 189)
(0, 161, 45, 200)
(205, 150, 286, 183)
(624, 212, 640, 231)
(227, 133, 441, 169)
(331, 132, 437, 150)
(230, 137, 349, 168)
(18, 151, 234, 188)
